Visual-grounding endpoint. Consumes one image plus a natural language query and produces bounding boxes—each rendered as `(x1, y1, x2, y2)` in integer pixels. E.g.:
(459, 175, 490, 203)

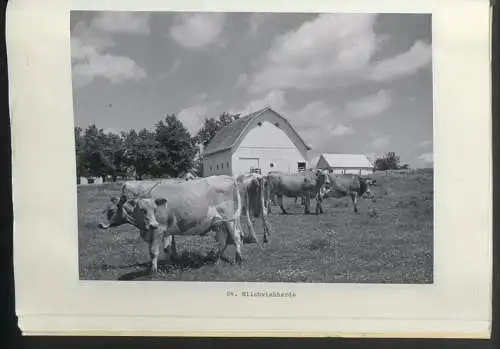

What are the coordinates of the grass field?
(78, 170, 433, 283)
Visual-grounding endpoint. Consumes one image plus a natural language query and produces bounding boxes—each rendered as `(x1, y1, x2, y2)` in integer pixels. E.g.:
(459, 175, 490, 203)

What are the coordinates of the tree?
(123, 129, 160, 180)
(74, 127, 88, 184)
(80, 125, 113, 180)
(194, 112, 240, 147)
(374, 151, 401, 171)
(155, 114, 198, 177)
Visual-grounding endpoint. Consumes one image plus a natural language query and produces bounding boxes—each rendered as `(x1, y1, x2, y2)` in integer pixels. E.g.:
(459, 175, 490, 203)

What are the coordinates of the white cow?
(98, 175, 246, 273)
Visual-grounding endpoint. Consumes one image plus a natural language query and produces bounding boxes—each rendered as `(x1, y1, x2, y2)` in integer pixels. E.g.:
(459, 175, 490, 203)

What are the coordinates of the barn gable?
(203, 107, 311, 157)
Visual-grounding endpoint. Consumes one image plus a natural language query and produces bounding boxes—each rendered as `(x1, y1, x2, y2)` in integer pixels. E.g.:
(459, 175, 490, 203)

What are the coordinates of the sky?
(70, 11, 433, 168)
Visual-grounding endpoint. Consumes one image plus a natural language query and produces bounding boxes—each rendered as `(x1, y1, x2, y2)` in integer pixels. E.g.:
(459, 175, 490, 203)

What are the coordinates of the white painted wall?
(203, 150, 232, 177)
(232, 121, 307, 176)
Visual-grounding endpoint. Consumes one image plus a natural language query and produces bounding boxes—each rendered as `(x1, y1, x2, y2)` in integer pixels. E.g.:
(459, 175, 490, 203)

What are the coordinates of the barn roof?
(203, 106, 311, 156)
(320, 153, 374, 169)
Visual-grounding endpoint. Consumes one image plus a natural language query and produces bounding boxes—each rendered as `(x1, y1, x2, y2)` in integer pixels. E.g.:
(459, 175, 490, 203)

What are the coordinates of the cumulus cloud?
(371, 136, 391, 150)
(417, 152, 433, 163)
(170, 13, 226, 49)
(345, 90, 392, 118)
(71, 13, 149, 87)
(178, 105, 211, 135)
(331, 124, 354, 136)
(234, 73, 250, 89)
(246, 13, 431, 94)
(91, 12, 150, 34)
(368, 40, 432, 81)
(418, 140, 433, 148)
(248, 13, 269, 34)
(230, 90, 287, 116)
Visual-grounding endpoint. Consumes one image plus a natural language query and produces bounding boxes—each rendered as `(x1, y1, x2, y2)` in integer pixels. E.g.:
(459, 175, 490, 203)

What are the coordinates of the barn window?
(210, 166, 213, 172)
(270, 162, 274, 168)
(227, 162, 229, 167)
(221, 163, 224, 169)
(217, 164, 219, 170)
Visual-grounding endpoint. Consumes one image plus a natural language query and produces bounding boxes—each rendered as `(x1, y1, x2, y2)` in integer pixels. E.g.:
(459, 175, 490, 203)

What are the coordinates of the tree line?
(74, 112, 240, 183)
(74, 111, 406, 183)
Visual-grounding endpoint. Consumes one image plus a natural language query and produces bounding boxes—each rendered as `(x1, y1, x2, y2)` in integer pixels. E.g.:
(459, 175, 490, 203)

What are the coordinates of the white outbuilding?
(202, 107, 311, 177)
(315, 153, 374, 176)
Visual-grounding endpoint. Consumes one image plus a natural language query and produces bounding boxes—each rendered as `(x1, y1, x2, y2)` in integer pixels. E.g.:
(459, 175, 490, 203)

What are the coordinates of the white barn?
(202, 107, 311, 177)
(315, 153, 374, 176)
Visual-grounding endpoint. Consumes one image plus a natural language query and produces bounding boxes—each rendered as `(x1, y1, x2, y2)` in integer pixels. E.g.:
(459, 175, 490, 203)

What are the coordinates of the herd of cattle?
(97, 169, 377, 273)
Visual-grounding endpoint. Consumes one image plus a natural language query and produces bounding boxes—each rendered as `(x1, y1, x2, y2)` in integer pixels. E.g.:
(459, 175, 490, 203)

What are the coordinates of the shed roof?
(320, 153, 373, 169)
(203, 106, 310, 156)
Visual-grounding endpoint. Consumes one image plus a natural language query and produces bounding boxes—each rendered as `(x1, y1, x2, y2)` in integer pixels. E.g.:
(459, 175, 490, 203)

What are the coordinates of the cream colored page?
(7, 0, 492, 337)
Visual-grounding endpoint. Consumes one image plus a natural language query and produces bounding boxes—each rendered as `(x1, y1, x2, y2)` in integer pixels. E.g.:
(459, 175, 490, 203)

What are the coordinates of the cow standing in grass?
(265, 169, 330, 215)
(236, 172, 272, 244)
(98, 175, 247, 273)
(318, 174, 377, 213)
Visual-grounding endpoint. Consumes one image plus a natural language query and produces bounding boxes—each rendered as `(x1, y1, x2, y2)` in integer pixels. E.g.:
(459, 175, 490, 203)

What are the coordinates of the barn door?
(239, 157, 260, 174)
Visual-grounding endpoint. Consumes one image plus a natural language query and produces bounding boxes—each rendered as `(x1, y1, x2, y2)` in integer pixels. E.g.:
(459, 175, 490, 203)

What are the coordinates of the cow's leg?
(213, 223, 229, 265)
(277, 194, 287, 214)
(148, 230, 163, 273)
(259, 184, 271, 244)
(304, 195, 311, 215)
(315, 193, 324, 215)
(350, 192, 359, 213)
(243, 194, 259, 244)
(225, 221, 243, 265)
(162, 234, 173, 259)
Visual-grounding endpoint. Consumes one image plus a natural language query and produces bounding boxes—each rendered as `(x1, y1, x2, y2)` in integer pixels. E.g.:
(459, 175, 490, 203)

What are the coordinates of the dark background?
(0, 0, 498, 348)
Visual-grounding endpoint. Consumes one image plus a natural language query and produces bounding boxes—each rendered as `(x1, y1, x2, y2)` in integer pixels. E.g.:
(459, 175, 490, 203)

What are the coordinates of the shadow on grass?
(117, 250, 233, 281)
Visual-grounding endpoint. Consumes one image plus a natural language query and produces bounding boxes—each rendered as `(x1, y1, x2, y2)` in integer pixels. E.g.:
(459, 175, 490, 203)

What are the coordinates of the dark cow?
(265, 169, 330, 215)
(319, 174, 377, 213)
(236, 172, 272, 244)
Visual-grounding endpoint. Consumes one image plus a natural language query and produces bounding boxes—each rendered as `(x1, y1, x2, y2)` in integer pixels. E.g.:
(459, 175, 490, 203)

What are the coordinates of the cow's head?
(313, 169, 330, 186)
(360, 178, 377, 200)
(98, 195, 168, 233)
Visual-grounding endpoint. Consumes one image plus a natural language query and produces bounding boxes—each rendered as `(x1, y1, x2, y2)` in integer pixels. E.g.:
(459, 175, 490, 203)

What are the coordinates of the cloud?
(71, 37, 146, 87)
(345, 90, 391, 118)
(418, 140, 432, 148)
(231, 90, 287, 116)
(248, 13, 269, 34)
(170, 13, 226, 49)
(178, 105, 211, 135)
(417, 152, 433, 163)
(371, 136, 391, 150)
(91, 12, 150, 34)
(234, 73, 249, 89)
(247, 13, 381, 93)
(331, 124, 354, 136)
(71, 14, 148, 87)
(246, 13, 431, 94)
(368, 40, 432, 81)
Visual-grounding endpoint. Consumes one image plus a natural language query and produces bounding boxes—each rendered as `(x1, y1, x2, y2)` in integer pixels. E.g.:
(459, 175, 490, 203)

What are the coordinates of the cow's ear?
(155, 198, 167, 206)
(119, 194, 128, 203)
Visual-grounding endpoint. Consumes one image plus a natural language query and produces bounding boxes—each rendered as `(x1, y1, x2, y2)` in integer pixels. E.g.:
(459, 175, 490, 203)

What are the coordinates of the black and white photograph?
(72, 11, 434, 283)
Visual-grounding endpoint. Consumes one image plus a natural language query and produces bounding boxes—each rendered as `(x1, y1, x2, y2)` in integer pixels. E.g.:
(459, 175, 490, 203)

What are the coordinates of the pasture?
(78, 170, 433, 283)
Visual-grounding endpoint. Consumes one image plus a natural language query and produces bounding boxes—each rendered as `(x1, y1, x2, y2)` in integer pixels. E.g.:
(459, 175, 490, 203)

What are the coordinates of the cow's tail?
(233, 178, 244, 239)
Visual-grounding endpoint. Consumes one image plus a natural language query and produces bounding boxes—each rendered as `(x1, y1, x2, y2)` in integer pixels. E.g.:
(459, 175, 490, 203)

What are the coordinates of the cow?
(265, 169, 330, 215)
(236, 172, 271, 244)
(98, 175, 246, 273)
(318, 174, 377, 213)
